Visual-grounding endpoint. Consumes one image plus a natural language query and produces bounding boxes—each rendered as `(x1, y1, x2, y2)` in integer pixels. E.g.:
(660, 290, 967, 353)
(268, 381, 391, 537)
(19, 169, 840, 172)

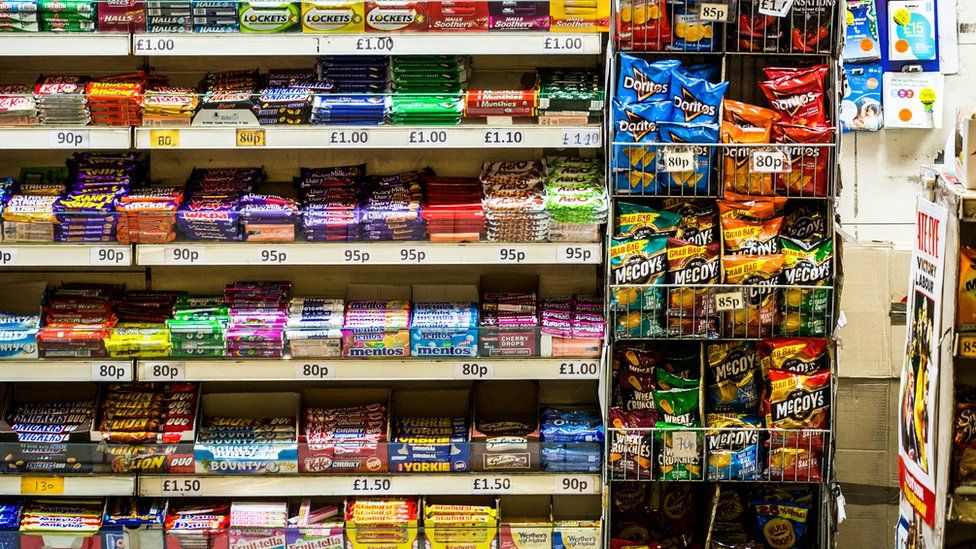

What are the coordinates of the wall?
(839, 3, 976, 248)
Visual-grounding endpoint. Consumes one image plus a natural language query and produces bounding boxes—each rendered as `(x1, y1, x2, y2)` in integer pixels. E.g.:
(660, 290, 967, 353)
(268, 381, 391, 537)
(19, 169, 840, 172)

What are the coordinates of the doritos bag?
(617, 0, 672, 51)
(759, 338, 830, 377)
(617, 54, 680, 104)
(706, 413, 761, 481)
(614, 99, 672, 144)
(780, 237, 832, 336)
(760, 65, 830, 127)
(707, 341, 760, 412)
(723, 254, 785, 338)
(657, 121, 718, 195)
(666, 237, 720, 320)
(773, 123, 834, 197)
(959, 246, 976, 331)
(668, 70, 728, 124)
(685, 62, 721, 84)
(721, 120, 776, 196)
(790, 0, 833, 54)
(721, 214, 784, 255)
(614, 100, 672, 194)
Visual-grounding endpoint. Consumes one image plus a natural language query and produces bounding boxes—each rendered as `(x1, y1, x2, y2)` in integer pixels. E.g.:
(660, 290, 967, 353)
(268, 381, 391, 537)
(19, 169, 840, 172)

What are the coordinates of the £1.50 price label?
(160, 478, 202, 496)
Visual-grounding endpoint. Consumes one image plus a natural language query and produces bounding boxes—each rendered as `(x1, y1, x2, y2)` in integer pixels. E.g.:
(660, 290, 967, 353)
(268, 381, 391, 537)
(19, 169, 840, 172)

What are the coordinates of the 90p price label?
(48, 129, 89, 149)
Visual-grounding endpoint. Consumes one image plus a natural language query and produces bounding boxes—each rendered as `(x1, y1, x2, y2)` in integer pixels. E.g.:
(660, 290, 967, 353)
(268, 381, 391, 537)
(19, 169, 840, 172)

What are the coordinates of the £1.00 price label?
(48, 129, 90, 149)
(558, 362, 600, 378)
(543, 36, 585, 52)
(21, 477, 64, 496)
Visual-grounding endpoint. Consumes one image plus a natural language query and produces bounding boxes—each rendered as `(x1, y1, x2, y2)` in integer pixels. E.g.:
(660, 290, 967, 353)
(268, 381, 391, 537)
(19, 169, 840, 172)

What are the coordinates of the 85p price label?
(699, 1, 731, 21)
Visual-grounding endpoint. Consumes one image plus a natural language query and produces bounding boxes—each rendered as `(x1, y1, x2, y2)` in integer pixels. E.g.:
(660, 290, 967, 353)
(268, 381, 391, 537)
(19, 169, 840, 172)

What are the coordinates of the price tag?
(48, 129, 89, 149)
(471, 477, 513, 493)
(751, 149, 791, 173)
(542, 36, 586, 52)
(294, 363, 334, 380)
(330, 129, 370, 146)
(560, 129, 601, 147)
(142, 362, 186, 381)
(483, 130, 524, 146)
(661, 146, 696, 173)
(960, 334, 976, 358)
(557, 245, 595, 264)
(236, 128, 265, 147)
(699, 1, 731, 22)
(497, 247, 527, 263)
(757, 0, 794, 17)
(671, 431, 699, 459)
(90, 246, 130, 266)
(454, 362, 494, 380)
(714, 290, 745, 312)
(342, 249, 371, 263)
(160, 478, 202, 496)
(350, 477, 393, 494)
(558, 361, 600, 378)
(398, 247, 427, 263)
(407, 129, 449, 146)
(91, 361, 132, 382)
(21, 477, 64, 496)
(149, 129, 180, 148)
(0, 249, 18, 266)
(553, 475, 592, 494)
(133, 37, 176, 54)
(258, 248, 288, 264)
(355, 36, 394, 52)
(166, 246, 204, 265)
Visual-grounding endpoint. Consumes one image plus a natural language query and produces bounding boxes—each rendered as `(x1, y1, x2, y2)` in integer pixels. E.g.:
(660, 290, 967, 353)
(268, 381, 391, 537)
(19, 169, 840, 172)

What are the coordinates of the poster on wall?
(897, 197, 948, 547)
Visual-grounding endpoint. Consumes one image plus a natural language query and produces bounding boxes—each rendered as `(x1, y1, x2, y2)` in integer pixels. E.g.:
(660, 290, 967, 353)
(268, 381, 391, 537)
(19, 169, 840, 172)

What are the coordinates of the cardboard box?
(300, 1, 365, 33)
(299, 388, 390, 473)
(410, 285, 479, 359)
(479, 274, 540, 358)
(839, 242, 910, 378)
(499, 496, 551, 549)
(836, 503, 899, 549)
(472, 381, 540, 471)
(427, 1, 488, 31)
(343, 284, 411, 359)
(389, 388, 471, 473)
(835, 378, 900, 488)
(423, 496, 497, 549)
(552, 496, 601, 549)
(195, 392, 300, 474)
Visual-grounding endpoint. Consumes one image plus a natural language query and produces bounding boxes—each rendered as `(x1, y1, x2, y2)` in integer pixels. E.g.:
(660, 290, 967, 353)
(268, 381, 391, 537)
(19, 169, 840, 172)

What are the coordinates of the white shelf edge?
(0, 244, 132, 267)
(0, 360, 133, 382)
(0, 127, 131, 150)
(0, 35, 131, 56)
(138, 473, 601, 497)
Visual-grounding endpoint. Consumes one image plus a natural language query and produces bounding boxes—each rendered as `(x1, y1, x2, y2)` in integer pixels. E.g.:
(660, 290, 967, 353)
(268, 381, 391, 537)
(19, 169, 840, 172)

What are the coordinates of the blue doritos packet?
(656, 121, 718, 194)
(684, 61, 722, 84)
(613, 99, 672, 143)
(669, 70, 728, 124)
(670, 4, 716, 52)
(617, 53, 681, 104)
(844, 0, 880, 62)
(613, 99, 673, 187)
(841, 62, 883, 132)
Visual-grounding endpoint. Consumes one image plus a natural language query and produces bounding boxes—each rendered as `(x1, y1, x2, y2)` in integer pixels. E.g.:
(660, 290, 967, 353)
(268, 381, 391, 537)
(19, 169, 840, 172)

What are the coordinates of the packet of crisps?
(723, 99, 782, 133)
(616, 54, 679, 104)
(723, 254, 786, 338)
(656, 368, 699, 391)
(657, 121, 718, 196)
(718, 195, 787, 220)
(760, 65, 830, 127)
(721, 214, 784, 255)
(616, 0, 672, 52)
(617, 367, 657, 414)
(790, 0, 833, 53)
(959, 246, 976, 331)
(764, 369, 830, 431)
(766, 446, 823, 482)
(666, 237, 720, 320)
(780, 237, 832, 335)
(758, 338, 830, 377)
(671, 3, 716, 52)
(773, 123, 834, 197)
(655, 424, 704, 481)
(608, 407, 654, 478)
(656, 385, 699, 426)
(753, 501, 809, 546)
(721, 121, 775, 196)
(705, 413, 761, 481)
(734, 0, 782, 52)
(668, 70, 728, 125)
(685, 62, 721, 84)
(610, 236, 668, 313)
(661, 199, 718, 245)
(707, 341, 760, 412)
(615, 202, 682, 240)
(782, 203, 828, 243)
(616, 311, 668, 338)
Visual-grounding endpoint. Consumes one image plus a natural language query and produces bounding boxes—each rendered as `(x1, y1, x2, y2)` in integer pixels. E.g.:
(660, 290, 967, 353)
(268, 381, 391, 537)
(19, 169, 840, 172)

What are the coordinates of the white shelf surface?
(0, 360, 133, 382)
(135, 241, 601, 266)
(136, 358, 602, 382)
(0, 34, 131, 56)
(0, 475, 136, 496)
(0, 244, 132, 267)
(0, 127, 131, 150)
(138, 473, 601, 497)
(133, 125, 602, 150)
(132, 33, 601, 56)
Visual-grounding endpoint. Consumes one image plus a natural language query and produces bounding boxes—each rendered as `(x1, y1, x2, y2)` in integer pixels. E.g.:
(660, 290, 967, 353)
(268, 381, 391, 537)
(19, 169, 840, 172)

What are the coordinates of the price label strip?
(149, 129, 180, 148)
(236, 129, 265, 147)
(660, 146, 696, 173)
(142, 362, 186, 381)
(0, 248, 19, 266)
(699, 1, 732, 22)
(558, 362, 600, 378)
(470, 477, 513, 493)
(21, 476, 64, 496)
(557, 245, 596, 264)
(166, 246, 204, 265)
(553, 475, 594, 494)
(160, 478, 202, 496)
(454, 362, 494, 380)
(350, 477, 393, 494)
(48, 129, 89, 149)
(294, 363, 334, 379)
(751, 149, 792, 174)
(90, 246, 130, 266)
(91, 361, 133, 382)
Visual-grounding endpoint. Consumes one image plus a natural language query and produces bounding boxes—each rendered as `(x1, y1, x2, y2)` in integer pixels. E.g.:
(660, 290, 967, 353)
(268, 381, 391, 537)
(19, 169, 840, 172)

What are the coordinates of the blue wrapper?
(668, 70, 728, 124)
(841, 62, 883, 132)
(616, 54, 679, 104)
(656, 121, 718, 195)
(684, 62, 721, 84)
(844, 0, 880, 62)
(670, 5, 716, 52)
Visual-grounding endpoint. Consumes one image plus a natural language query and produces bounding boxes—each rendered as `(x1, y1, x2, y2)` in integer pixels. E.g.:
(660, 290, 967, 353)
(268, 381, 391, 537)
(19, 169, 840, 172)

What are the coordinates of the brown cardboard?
(836, 503, 899, 548)
(498, 496, 552, 549)
(472, 381, 540, 472)
(299, 388, 391, 473)
(835, 379, 900, 488)
(961, 117, 976, 190)
(412, 285, 480, 303)
(839, 242, 905, 378)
